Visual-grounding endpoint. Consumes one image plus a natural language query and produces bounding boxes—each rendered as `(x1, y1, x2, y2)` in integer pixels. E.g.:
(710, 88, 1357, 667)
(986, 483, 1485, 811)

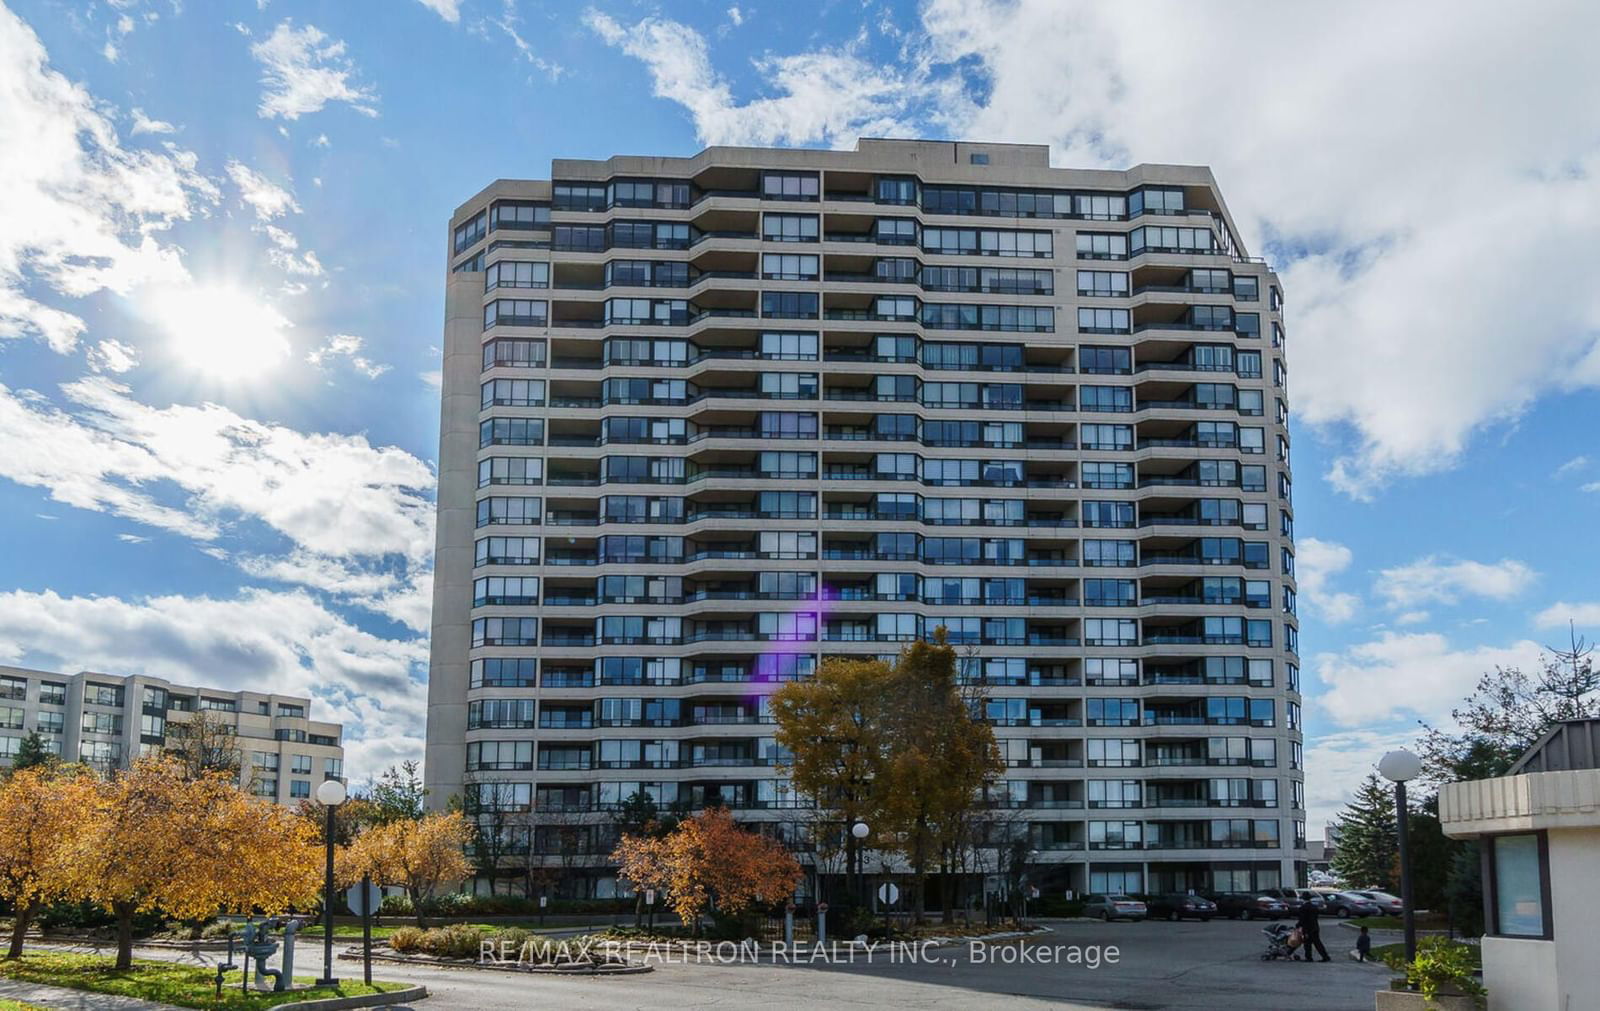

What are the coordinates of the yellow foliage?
(68, 758, 323, 922)
(338, 811, 473, 914)
(0, 764, 94, 955)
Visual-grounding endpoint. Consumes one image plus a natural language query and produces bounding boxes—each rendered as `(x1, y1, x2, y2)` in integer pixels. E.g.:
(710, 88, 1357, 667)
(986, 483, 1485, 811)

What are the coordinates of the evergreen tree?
(1332, 773, 1398, 891)
(8, 731, 52, 773)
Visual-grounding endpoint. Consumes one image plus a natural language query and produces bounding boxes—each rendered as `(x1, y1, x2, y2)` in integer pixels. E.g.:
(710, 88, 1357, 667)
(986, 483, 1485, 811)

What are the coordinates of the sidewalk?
(0, 976, 184, 1010)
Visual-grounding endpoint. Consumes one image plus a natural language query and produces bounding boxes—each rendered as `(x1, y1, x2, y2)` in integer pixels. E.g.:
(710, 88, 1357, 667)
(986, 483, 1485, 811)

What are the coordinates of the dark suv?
(1146, 893, 1218, 922)
(1211, 892, 1289, 920)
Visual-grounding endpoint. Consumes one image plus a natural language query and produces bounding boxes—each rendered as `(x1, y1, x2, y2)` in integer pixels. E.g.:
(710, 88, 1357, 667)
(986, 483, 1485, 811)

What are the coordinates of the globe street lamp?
(314, 778, 347, 987)
(1378, 749, 1422, 963)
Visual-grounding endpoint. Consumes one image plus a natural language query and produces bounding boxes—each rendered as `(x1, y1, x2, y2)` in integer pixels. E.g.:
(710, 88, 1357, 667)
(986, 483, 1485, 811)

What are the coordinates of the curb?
(339, 950, 651, 976)
(273, 985, 429, 1009)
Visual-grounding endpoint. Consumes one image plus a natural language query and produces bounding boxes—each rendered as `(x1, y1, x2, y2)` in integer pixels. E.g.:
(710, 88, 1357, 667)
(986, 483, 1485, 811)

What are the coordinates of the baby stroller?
(1260, 921, 1301, 961)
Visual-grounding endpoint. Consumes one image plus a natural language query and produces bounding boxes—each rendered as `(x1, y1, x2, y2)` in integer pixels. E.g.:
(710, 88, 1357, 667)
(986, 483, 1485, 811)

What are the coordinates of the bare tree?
(162, 710, 249, 788)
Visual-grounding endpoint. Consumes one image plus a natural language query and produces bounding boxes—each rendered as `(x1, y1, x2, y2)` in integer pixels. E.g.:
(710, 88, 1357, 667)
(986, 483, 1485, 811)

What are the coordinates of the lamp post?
(851, 821, 869, 913)
(314, 778, 347, 987)
(1378, 749, 1422, 963)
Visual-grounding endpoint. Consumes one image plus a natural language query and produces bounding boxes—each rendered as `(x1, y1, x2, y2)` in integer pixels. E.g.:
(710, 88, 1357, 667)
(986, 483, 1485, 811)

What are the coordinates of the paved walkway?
(0, 976, 183, 1011)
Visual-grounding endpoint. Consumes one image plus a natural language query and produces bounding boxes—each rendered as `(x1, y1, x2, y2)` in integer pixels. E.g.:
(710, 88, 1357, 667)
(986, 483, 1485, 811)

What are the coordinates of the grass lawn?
(1371, 940, 1483, 970)
(0, 953, 408, 1010)
(0, 1000, 51, 1011)
(1348, 912, 1452, 930)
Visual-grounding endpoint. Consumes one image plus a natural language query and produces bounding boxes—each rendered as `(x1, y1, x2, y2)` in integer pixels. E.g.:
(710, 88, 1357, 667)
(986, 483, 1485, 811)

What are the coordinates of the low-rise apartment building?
(0, 665, 344, 804)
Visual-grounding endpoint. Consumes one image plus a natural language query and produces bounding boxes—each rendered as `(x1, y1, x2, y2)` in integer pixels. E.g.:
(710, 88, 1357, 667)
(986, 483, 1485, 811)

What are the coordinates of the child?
(1356, 925, 1372, 962)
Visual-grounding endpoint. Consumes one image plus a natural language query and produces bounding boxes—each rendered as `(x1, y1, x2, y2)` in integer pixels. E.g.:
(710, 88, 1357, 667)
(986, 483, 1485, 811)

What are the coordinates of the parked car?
(1259, 887, 1309, 912)
(1211, 892, 1289, 920)
(1083, 894, 1148, 921)
(1351, 890, 1405, 915)
(1293, 889, 1328, 912)
(1145, 893, 1216, 921)
(1317, 891, 1382, 918)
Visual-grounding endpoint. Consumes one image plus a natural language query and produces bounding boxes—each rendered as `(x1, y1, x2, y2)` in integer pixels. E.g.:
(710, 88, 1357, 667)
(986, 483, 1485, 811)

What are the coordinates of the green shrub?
(1383, 937, 1487, 1008)
(199, 921, 235, 939)
(379, 894, 414, 917)
(388, 926, 426, 953)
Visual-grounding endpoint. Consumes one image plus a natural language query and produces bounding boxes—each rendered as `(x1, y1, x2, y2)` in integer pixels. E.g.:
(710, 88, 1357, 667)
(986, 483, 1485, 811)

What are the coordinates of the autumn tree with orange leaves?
(612, 808, 801, 935)
(338, 811, 473, 925)
(68, 758, 323, 969)
(0, 764, 94, 958)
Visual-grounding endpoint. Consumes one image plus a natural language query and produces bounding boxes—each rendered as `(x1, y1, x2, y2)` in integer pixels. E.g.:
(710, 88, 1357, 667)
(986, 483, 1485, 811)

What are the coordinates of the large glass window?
(1491, 834, 1547, 937)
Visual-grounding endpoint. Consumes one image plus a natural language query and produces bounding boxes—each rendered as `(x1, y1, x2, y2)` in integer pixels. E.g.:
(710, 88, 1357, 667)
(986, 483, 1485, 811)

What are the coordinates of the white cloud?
(86, 338, 139, 374)
(1304, 728, 1421, 834)
(1553, 455, 1588, 478)
(915, 0, 1600, 495)
(1582, 481, 1600, 494)
(129, 108, 174, 135)
(307, 333, 389, 379)
(415, 0, 462, 23)
(0, 586, 426, 780)
(1376, 556, 1536, 610)
(261, 225, 325, 279)
(249, 21, 379, 120)
(0, 376, 434, 563)
(1295, 537, 1359, 623)
(117, 533, 149, 544)
(419, 369, 443, 391)
(584, 9, 932, 148)
(726, 6, 744, 28)
(1311, 631, 1542, 727)
(598, 0, 1600, 493)
(226, 160, 300, 220)
(493, 1, 565, 81)
(1533, 601, 1600, 630)
(1395, 610, 1431, 626)
(0, 6, 216, 353)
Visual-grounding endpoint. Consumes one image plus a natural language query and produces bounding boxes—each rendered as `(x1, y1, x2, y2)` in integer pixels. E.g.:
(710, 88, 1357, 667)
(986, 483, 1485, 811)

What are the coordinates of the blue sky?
(0, 0, 1596, 829)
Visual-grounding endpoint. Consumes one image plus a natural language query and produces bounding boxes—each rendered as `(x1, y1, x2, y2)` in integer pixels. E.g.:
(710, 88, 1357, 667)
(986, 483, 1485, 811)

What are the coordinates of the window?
(762, 172, 819, 200)
(761, 253, 819, 280)
(481, 379, 545, 408)
(1077, 307, 1130, 333)
(1489, 834, 1549, 937)
(876, 218, 917, 245)
(762, 214, 819, 242)
(1075, 232, 1128, 260)
(968, 152, 989, 165)
(1076, 270, 1129, 296)
(39, 682, 66, 706)
(453, 210, 486, 253)
(761, 292, 819, 319)
(478, 457, 544, 487)
(489, 201, 549, 231)
(86, 683, 124, 707)
(483, 299, 548, 329)
(0, 676, 24, 701)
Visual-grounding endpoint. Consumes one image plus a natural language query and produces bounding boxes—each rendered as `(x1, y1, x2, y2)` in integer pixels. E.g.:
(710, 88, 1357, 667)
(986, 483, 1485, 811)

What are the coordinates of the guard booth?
(1439, 718, 1600, 1011)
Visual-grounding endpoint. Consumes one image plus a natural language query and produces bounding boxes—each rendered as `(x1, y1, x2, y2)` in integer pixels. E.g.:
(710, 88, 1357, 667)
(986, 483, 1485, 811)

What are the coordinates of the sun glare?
(146, 284, 292, 380)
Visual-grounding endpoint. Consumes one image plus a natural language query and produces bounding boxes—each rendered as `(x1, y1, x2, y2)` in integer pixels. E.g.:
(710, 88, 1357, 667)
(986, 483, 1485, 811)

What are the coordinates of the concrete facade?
(0, 664, 344, 805)
(426, 138, 1304, 896)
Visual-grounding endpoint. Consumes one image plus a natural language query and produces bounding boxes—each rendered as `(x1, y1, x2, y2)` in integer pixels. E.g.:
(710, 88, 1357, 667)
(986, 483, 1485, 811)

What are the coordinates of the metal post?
(317, 804, 338, 986)
(1396, 780, 1416, 963)
(361, 874, 373, 987)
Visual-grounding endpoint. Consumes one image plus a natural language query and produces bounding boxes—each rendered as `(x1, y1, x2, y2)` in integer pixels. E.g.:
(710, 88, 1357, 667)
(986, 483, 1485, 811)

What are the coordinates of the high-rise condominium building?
(427, 139, 1303, 897)
(0, 665, 345, 804)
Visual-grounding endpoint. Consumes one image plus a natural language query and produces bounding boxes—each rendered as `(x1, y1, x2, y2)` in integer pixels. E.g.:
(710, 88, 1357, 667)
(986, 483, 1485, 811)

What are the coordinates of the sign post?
(344, 878, 381, 987)
(877, 882, 899, 940)
(539, 893, 548, 928)
(816, 901, 829, 946)
(784, 902, 795, 947)
(645, 889, 656, 931)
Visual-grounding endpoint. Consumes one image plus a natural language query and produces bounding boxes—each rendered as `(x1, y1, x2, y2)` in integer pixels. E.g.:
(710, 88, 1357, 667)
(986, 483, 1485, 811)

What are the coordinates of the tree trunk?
(7, 900, 38, 959)
(410, 887, 427, 927)
(114, 902, 135, 971)
(940, 863, 955, 925)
